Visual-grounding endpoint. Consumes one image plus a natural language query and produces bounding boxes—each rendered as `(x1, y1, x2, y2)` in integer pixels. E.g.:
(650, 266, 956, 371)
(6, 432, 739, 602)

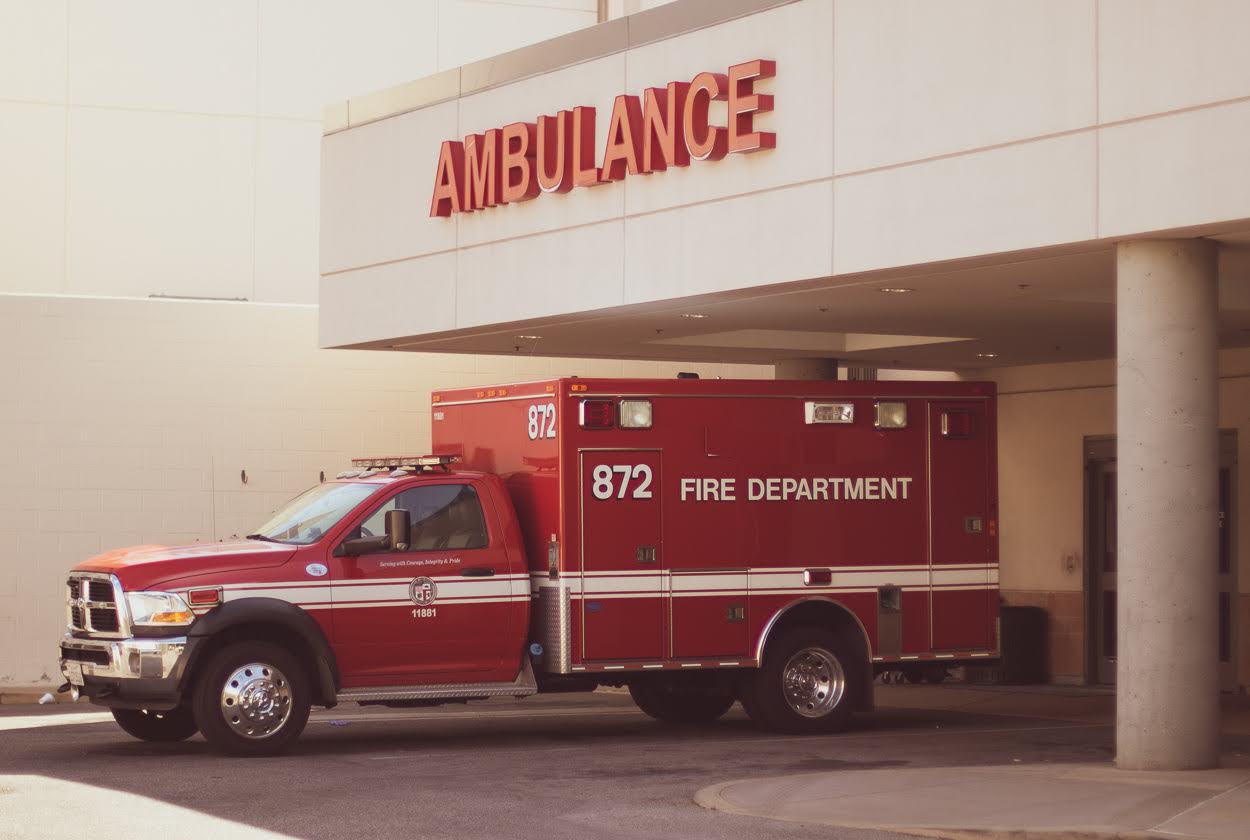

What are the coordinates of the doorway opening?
(1084, 433, 1237, 690)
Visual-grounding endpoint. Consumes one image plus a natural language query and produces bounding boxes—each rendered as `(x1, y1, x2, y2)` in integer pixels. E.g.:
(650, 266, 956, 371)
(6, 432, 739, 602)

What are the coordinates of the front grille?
(67, 574, 125, 637)
(89, 608, 119, 633)
(61, 646, 110, 666)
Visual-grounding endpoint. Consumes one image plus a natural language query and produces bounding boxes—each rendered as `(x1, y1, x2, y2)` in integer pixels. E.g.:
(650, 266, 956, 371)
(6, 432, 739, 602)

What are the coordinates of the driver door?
(330, 480, 514, 685)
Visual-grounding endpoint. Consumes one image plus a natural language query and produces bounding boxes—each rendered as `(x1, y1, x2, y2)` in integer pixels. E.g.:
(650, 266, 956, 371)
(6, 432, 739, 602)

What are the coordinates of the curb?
(693, 779, 1173, 840)
(0, 686, 62, 706)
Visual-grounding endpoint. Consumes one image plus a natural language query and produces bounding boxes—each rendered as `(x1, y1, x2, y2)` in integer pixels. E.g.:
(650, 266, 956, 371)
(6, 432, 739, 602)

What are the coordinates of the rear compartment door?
(928, 401, 993, 651)
(579, 449, 664, 661)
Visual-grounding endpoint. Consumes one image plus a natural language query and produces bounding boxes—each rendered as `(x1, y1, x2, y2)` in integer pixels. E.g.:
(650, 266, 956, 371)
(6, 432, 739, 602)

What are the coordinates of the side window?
(357, 484, 489, 550)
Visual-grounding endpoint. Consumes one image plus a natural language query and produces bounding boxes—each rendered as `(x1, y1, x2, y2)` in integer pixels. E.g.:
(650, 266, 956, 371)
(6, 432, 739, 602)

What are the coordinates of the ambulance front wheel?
(191, 641, 311, 756)
(743, 627, 861, 734)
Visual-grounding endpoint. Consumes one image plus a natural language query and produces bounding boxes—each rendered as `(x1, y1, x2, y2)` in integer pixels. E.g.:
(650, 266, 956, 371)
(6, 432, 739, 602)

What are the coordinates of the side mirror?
(340, 535, 387, 556)
(386, 509, 411, 552)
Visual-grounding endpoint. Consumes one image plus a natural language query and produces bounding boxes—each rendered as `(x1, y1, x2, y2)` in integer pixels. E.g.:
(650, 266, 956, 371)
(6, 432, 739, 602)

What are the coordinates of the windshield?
(250, 482, 383, 545)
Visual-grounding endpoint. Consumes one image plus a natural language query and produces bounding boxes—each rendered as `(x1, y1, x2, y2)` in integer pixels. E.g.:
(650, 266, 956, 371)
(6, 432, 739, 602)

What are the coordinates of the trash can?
(999, 605, 1050, 684)
(965, 605, 1050, 685)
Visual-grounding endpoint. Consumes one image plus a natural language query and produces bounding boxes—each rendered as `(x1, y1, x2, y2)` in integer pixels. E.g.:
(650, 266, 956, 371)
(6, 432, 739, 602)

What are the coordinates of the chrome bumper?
(60, 634, 188, 683)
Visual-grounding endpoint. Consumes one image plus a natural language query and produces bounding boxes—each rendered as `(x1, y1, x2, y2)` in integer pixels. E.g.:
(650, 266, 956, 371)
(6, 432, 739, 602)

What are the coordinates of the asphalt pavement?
(0, 686, 1133, 840)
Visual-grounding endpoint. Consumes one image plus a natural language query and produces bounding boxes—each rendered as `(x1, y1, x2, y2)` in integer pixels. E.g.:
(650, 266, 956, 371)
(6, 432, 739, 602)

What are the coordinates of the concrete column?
(1116, 239, 1220, 771)
(775, 358, 839, 380)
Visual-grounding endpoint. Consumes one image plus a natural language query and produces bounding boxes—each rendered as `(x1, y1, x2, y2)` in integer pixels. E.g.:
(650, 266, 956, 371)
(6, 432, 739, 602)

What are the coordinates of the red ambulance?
(59, 377, 998, 755)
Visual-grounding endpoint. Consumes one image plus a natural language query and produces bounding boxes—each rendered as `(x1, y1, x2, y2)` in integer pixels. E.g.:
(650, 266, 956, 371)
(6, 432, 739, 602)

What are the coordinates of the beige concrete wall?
(983, 352, 1250, 685)
(0, 295, 767, 685)
(0, 0, 598, 305)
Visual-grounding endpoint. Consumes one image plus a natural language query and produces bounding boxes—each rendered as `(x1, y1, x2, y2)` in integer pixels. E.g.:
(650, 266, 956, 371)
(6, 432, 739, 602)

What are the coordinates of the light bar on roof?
(351, 455, 460, 469)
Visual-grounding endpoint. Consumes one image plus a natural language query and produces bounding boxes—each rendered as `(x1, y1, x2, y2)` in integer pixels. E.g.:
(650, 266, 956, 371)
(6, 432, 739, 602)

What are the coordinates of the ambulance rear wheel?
(191, 641, 311, 756)
(112, 706, 198, 742)
(745, 627, 860, 734)
(628, 683, 735, 725)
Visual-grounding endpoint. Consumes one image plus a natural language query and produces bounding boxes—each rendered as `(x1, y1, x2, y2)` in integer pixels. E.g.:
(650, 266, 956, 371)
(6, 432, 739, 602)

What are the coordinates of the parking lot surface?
(0, 687, 1130, 840)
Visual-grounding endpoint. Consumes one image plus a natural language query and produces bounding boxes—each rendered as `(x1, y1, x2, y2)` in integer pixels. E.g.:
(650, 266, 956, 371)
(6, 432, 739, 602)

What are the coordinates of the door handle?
(461, 567, 495, 577)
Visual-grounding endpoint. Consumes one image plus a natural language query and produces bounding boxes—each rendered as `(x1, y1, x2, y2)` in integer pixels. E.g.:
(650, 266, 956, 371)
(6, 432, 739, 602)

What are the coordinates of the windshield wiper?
(245, 534, 285, 543)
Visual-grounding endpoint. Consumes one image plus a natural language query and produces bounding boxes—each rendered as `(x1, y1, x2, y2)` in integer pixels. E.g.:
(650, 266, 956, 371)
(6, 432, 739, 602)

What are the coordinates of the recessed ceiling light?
(680, 313, 709, 319)
(977, 352, 999, 359)
(516, 334, 542, 340)
(878, 287, 915, 294)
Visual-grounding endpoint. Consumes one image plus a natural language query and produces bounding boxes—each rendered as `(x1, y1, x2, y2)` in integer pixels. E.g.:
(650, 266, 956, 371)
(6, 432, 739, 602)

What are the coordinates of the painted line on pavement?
(0, 712, 114, 732)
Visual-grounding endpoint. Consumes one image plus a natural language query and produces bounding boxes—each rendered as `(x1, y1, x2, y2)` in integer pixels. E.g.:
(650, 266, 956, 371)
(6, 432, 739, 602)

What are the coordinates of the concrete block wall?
(0, 294, 767, 685)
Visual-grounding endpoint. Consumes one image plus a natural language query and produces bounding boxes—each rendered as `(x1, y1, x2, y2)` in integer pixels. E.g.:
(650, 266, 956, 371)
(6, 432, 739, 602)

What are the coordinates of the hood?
(75, 539, 297, 590)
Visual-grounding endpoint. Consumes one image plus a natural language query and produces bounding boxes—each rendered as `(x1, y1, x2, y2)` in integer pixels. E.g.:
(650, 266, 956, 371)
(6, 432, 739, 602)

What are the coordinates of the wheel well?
(187, 621, 337, 707)
(759, 599, 874, 711)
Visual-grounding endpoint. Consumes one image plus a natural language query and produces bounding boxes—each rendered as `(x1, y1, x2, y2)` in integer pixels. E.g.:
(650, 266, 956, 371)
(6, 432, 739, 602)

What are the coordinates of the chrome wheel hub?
(219, 662, 292, 739)
(782, 647, 845, 718)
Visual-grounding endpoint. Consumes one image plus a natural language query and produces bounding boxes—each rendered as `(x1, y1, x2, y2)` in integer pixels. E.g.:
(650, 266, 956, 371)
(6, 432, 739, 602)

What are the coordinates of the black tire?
(905, 670, 926, 684)
(191, 641, 311, 756)
(924, 668, 949, 684)
(742, 626, 863, 734)
(629, 682, 735, 725)
(112, 707, 199, 743)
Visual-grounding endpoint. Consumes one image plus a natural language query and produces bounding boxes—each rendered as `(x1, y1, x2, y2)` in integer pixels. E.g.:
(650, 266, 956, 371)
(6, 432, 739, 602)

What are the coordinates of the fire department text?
(679, 476, 914, 502)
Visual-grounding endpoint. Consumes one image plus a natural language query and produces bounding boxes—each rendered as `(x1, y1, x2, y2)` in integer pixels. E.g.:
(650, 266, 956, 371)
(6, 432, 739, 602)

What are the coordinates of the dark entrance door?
(1085, 434, 1236, 689)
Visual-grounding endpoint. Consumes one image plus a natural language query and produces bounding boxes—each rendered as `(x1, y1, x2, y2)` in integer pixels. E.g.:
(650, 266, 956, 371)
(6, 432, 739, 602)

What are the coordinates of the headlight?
(126, 591, 195, 627)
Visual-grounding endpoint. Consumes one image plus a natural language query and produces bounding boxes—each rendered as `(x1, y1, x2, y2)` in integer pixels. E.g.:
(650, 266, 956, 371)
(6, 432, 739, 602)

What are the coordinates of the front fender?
(184, 597, 340, 707)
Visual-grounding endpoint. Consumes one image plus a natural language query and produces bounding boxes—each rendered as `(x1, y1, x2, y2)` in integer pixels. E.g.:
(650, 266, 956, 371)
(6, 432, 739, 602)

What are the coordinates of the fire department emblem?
(409, 576, 437, 606)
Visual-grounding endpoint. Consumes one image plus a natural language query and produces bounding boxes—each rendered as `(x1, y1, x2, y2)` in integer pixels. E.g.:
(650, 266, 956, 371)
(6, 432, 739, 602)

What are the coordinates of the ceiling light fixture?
(977, 352, 999, 359)
(878, 287, 915, 294)
(680, 313, 709, 319)
(516, 334, 542, 340)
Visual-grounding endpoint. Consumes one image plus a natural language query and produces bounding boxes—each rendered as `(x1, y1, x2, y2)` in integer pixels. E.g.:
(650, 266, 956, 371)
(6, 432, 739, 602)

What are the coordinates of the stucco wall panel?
(320, 101, 459, 275)
(0, 0, 67, 103)
(623, 179, 833, 304)
(255, 119, 322, 304)
(66, 107, 255, 300)
(622, 0, 832, 216)
(996, 385, 1113, 594)
(438, 0, 597, 70)
(832, 0, 1095, 175)
(68, 0, 258, 115)
(1098, 0, 1250, 123)
(833, 132, 1097, 275)
(1099, 99, 1250, 238)
(456, 219, 625, 328)
(319, 252, 459, 348)
(0, 102, 65, 294)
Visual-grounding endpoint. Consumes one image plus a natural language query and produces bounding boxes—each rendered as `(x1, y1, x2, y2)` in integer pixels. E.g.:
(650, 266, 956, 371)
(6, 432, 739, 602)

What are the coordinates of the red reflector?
(804, 568, 833, 586)
(579, 399, 615, 429)
(188, 589, 220, 606)
(941, 410, 974, 438)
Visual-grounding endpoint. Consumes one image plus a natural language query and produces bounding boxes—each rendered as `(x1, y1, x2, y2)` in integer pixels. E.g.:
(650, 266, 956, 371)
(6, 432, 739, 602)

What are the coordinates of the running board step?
(336, 658, 537, 703)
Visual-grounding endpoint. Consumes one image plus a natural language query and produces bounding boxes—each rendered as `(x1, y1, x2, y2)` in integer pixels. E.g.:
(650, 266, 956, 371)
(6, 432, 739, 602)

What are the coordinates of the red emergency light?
(579, 399, 615, 429)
